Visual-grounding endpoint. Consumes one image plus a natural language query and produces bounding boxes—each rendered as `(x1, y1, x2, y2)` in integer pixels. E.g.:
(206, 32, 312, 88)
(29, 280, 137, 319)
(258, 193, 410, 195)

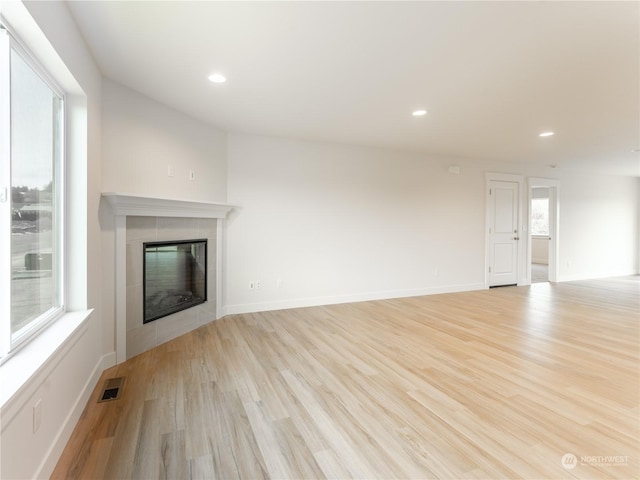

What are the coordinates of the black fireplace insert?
(143, 239, 207, 323)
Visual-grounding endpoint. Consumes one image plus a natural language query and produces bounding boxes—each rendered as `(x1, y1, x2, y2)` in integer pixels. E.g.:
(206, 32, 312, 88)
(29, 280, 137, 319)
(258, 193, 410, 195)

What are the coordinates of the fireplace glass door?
(143, 239, 207, 323)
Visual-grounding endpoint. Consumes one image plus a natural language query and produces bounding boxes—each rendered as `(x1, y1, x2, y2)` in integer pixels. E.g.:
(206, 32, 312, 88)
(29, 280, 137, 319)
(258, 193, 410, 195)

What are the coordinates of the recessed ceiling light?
(631, 148, 640, 153)
(539, 131, 555, 137)
(412, 109, 427, 117)
(208, 73, 227, 84)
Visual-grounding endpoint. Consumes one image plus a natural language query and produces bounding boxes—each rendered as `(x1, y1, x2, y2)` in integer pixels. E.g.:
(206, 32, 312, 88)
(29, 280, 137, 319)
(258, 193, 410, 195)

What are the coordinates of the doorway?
(530, 188, 550, 283)
(528, 178, 559, 284)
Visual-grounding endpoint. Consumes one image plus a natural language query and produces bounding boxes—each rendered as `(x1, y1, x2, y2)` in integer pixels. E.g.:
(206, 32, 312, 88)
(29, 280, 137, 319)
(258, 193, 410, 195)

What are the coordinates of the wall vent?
(98, 376, 125, 403)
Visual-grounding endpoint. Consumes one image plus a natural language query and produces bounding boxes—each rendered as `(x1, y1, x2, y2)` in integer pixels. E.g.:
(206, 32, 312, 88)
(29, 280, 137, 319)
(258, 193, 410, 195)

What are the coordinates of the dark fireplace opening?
(143, 239, 207, 323)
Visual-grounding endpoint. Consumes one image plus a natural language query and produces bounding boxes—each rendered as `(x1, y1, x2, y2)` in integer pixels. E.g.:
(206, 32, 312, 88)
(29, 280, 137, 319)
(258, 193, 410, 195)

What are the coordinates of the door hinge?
(489, 266, 492, 273)
(489, 188, 492, 195)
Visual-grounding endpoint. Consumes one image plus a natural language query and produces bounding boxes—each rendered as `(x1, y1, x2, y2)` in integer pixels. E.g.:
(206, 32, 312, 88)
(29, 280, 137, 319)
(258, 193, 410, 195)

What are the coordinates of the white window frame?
(0, 22, 66, 360)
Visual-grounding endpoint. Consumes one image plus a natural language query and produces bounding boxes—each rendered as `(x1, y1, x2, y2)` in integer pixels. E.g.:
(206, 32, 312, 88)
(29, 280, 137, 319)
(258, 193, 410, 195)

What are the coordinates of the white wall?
(0, 1, 108, 479)
(102, 79, 227, 203)
(225, 134, 639, 314)
(225, 134, 487, 313)
(558, 172, 639, 280)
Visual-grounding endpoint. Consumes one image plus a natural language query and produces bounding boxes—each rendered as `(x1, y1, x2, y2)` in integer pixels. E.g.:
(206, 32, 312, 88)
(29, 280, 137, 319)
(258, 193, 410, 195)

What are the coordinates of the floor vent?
(98, 376, 125, 403)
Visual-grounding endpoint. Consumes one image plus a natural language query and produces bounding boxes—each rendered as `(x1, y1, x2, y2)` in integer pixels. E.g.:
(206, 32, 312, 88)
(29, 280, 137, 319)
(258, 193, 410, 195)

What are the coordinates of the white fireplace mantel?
(102, 192, 236, 363)
(102, 192, 234, 218)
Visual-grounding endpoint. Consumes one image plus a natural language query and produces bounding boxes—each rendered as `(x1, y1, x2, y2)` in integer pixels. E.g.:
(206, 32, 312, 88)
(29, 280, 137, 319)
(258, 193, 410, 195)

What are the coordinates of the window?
(531, 197, 549, 236)
(1, 25, 65, 357)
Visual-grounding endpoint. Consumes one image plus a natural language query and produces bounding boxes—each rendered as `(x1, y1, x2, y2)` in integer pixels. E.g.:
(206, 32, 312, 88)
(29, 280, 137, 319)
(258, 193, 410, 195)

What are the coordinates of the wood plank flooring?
(52, 277, 640, 479)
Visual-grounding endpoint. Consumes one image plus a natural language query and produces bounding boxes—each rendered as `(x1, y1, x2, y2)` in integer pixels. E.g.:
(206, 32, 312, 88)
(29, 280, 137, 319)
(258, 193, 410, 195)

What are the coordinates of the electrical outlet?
(255, 280, 262, 290)
(167, 165, 175, 177)
(33, 399, 42, 433)
(434, 268, 439, 277)
(276, 279, 282, 289)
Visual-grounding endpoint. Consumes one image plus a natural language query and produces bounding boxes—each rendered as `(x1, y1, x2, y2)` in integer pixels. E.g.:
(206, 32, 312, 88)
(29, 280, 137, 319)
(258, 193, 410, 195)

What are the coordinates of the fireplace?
(102, 192, 233, 361)
(143, 239, 207, 323)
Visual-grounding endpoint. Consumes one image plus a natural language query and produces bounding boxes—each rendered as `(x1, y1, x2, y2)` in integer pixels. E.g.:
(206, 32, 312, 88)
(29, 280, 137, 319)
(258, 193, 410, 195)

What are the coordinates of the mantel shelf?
(102, 192, 235, 219)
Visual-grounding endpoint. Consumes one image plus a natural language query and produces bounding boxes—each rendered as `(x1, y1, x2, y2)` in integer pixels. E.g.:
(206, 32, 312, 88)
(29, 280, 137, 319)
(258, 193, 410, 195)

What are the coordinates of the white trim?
(484, 173, 524, 183)
(225, 283, 486, 315)
(0, 26, 11, 357)
(527, 177, 560, 284)
(102, 192, 234, 219)
(216, 219, 224, 319)
(102, 193, 235, 363)
(558, 270, 638, 283)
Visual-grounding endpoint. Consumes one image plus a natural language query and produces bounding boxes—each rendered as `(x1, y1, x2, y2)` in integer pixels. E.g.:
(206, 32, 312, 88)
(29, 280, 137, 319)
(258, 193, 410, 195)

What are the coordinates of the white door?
(488, 180, 519, 286)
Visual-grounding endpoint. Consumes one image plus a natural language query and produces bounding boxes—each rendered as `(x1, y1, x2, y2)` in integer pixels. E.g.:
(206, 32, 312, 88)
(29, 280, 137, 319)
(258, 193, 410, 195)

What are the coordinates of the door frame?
(485, 173, 525, 288)
(527, 177, 560, 284)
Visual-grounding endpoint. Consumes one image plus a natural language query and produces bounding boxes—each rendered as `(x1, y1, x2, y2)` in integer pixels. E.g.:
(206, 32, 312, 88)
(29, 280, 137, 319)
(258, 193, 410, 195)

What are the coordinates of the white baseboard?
(224, 283, 486, 315)
(35, 351, 115, 479)
(557, 270, 639, 283)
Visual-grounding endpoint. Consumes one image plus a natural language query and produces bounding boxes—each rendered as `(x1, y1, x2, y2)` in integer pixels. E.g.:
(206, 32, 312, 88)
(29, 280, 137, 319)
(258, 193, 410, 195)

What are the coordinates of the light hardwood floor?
(53, 277, 640, 479)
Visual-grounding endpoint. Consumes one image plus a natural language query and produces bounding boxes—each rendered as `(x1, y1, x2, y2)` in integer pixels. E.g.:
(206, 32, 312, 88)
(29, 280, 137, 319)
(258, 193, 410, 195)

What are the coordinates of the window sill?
(0, 309, 93, 412)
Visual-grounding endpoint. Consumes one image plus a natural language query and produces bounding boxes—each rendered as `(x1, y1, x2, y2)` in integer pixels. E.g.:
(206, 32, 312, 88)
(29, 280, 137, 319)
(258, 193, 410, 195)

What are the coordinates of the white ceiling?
(66, 1, 640, 176)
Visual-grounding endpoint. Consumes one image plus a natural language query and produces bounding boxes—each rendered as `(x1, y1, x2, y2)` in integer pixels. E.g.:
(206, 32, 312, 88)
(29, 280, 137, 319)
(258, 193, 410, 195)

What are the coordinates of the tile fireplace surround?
(102, 193, 234, 362)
